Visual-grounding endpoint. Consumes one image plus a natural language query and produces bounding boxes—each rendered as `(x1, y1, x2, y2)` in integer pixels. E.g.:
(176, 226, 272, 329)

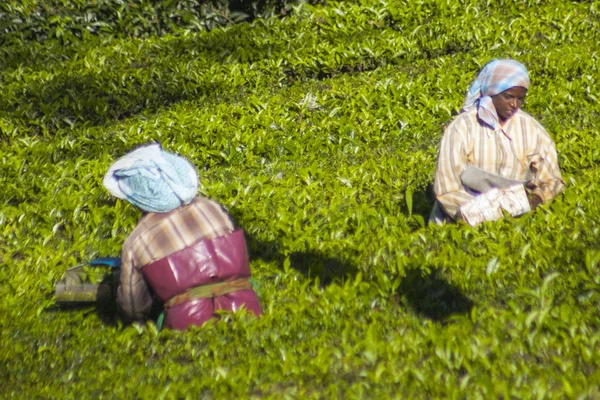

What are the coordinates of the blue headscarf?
(462, 59, 530, 130)
(103, 144, 198, 213)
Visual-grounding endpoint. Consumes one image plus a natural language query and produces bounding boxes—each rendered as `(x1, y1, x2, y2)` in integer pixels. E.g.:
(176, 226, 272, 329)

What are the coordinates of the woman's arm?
(434, 123, 475, 219)
(117, 246, 153, 322)
(526, 126, 566, 203)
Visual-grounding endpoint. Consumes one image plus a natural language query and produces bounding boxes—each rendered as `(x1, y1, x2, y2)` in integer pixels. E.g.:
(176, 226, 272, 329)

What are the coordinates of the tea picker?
(431, 59, 565, 226)
(93, 144, 261, 330)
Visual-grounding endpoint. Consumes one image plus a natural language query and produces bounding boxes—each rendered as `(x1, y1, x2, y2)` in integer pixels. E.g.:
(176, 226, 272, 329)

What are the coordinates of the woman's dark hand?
(525, 180, 537, 191)
(528, 194, 543, 211)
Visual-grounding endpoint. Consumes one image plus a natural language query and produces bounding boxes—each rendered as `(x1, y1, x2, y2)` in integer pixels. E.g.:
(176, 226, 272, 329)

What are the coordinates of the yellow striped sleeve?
(434, 117, 475, 218)
(117, 246, 153, 321)
(528, 122, 565, 202)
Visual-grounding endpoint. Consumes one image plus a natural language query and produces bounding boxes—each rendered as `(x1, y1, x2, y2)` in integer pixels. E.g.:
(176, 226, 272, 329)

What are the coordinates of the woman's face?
(491, 86, 528, 124)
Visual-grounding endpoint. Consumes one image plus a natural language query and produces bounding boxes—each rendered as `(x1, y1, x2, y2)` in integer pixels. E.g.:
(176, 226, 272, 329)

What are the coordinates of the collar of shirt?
(492, 112, 518, 140)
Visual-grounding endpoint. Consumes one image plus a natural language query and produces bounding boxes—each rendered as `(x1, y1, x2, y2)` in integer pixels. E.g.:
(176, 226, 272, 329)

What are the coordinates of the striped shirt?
(434, 108, 565, 219)
(118, 196, 235, 320)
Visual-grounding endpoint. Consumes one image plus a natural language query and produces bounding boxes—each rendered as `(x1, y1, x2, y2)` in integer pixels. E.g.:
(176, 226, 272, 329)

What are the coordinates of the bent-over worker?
(103, 144, 261, 330)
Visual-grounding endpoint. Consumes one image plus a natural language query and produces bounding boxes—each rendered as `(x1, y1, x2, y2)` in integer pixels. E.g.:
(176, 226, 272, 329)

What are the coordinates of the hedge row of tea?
(0, 0, 307, 44)
(2, 0, 600, 397)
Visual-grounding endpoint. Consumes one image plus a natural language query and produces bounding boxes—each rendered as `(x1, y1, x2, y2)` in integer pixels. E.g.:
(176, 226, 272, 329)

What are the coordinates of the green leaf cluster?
(1, 0, 600, 397)
(0, 0, 317, 46)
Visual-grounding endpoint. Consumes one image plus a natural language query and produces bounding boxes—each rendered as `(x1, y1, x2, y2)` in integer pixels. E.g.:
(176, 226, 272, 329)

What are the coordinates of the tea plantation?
(2, 0, 600, 398)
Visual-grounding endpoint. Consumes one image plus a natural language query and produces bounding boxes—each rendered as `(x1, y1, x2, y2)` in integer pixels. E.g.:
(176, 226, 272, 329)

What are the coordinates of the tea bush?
(1, 0, 600, 398)
(0, 0, 317, 45)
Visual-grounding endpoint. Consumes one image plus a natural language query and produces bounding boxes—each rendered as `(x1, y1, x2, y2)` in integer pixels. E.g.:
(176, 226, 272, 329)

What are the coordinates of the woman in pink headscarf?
(432, 59, 565, 226)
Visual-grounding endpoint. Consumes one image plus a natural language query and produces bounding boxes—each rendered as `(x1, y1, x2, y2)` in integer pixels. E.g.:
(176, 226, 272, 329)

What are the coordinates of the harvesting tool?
(55, 257, 121, 304)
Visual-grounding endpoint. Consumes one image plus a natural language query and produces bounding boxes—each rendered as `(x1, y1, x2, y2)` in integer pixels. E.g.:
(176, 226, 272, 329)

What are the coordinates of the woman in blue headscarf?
(103, 144, 262, 330)
(432, 59, 565, 226)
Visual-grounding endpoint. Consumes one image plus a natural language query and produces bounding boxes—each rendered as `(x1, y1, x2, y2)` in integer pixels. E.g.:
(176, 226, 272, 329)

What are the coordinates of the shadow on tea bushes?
(397, 268, 474, 322)
(242, 227, 360, 285)
(0, 0, 321, 47)
(46, 299, 120, 327)
(1, 54, 246, 131)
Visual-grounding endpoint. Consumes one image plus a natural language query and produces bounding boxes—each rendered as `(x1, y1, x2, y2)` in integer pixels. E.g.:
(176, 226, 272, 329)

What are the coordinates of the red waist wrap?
(141, 229, 262, 330)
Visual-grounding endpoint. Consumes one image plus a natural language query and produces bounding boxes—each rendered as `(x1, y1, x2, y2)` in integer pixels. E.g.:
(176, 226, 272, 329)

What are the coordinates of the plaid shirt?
(118, 197, 235, 320)
(434, 108, 565, 219)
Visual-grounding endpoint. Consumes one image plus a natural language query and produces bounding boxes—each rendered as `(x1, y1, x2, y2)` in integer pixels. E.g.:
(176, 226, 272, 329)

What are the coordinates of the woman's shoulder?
(190, 196, 231, 214)
(443, 108, 479, 132)
(513, 109, 545, 127)
(512, 110, 551, 134)
(512, 110, 558, 144)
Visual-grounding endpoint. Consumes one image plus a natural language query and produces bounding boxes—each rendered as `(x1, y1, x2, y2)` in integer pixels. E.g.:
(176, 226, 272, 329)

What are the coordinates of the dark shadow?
(0, 0, 292, 71)
(48, 273, 121, 326)
(411, 183, 437, 223)
(241, 227, 473, 321)
(93, 273, 165, 326)
(396, 268, 473, 322)
(1, 62, 229, 131)
(45, 300, 119, 326)
(402, 183, 437, 229)
(225, 204, 359, 285)
(243, 230, 359, 285)
(0, 23, 287, 133)
(289, 251, 357, 283)
(48, 279, 163, 327)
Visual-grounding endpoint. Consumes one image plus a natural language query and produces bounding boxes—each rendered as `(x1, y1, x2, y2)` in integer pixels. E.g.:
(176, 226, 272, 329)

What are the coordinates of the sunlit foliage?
(1, 0, 600, 397)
